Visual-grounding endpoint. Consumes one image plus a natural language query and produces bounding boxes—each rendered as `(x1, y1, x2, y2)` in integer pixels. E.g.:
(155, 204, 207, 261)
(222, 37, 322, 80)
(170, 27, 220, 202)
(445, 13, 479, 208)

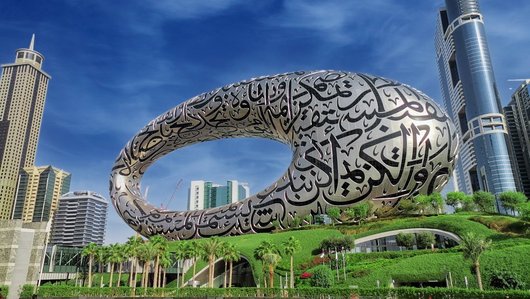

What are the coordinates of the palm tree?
(81, 242, 98, 287)
(200, 237, 223, 288)
(187, 240, 200, 286)
(460, 232, 491, 290)
(125, 235, 143, 290)
(95, 245, 108, 287)
(138, 242, 157, 289)
(219, 242, 231, 288)
(262, 252, 281, 288)
(115, 244, 127, 287)
(107, 243, 121, 287)
(149, 235, 168, 288)
(173, 242, 186, 288)
(283, 236, 301, 288)
(159, 251, 173, 288)
(224, 244, 241, 288)
(254, 241, 279, 288)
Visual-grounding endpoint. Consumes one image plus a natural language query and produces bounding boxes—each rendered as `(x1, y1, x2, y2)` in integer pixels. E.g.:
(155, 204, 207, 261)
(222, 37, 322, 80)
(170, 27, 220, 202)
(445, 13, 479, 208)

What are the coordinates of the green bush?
(19, 284, 34, 299)
(396, 232, 415, 249)
(310, 265, 334, 287)
(489, 269, 526, 290)
(0, 285, 8, 298)
(416, 232, 436, 249)
(17, 285, 530, 298)
(473, 191, 496, 213)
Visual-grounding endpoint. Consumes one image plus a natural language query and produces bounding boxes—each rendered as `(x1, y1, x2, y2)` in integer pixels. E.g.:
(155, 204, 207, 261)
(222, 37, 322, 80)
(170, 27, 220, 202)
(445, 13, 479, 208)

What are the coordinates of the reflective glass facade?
(435, 0, 516, 197)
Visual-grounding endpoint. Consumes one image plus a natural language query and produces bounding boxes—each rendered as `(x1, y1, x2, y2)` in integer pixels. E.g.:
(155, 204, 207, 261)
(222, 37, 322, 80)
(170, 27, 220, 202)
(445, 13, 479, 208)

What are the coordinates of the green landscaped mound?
(169, 214, 530, 290)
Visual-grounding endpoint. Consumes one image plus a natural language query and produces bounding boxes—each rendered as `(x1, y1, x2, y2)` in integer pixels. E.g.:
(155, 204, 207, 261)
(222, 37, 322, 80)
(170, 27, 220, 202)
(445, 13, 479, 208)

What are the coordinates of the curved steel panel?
(110, 71, 459, 240)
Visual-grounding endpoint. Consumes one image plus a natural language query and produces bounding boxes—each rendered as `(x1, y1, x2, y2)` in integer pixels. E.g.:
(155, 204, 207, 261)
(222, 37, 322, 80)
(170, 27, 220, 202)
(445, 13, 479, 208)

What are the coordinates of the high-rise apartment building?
(50, 191, 108, 247)
(504, 80, 530, 198)
(435, 0, 516, 196)
(0, 35, 50, 219)
(12, 165, 71, 222)
(188, 180, 249, 211)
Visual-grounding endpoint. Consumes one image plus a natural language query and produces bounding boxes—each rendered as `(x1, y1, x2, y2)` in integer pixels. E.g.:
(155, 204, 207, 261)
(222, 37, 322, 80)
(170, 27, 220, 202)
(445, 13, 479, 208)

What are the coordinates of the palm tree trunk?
(180, 260, 185, 287)
(229, 261, 233, 288)
(88, 256, 93, 287)
(158, 266, 162, 289)
(153, 255, 159, 288)
(100, 263, 104, 288)
(163, 268, 167, 288)
(143, 262, 148, 288)
(209, 256, 214, 288)
(133, 259, 139, 290)
(130, 258, 135, 287)
(475, 262, 483, 291)
(117, 263, 123, 287)
(269, 265, 274, 288)
(224, 261, 228, 288)
(290, 255, 294, 288)
(192, 258, 197, 287)
(109, 263, 115, 287)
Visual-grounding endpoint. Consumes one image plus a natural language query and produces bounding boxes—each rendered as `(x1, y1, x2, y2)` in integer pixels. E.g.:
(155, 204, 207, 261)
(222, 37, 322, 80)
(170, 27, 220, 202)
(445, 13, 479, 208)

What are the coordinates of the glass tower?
(188, 180, 250, 211)
(435, 0, 516, 196)
(504, 80, 530, 198)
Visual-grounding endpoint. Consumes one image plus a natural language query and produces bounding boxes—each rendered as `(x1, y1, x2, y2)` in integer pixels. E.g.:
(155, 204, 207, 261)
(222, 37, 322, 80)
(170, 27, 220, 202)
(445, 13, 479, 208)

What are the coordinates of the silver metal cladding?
(110, 71, 459, 240)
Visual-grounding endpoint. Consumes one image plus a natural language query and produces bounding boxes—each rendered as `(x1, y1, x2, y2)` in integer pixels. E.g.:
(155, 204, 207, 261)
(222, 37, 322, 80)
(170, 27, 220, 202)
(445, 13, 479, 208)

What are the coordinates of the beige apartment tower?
(0, 35, 50, 219)
(11, 166, 71, 222)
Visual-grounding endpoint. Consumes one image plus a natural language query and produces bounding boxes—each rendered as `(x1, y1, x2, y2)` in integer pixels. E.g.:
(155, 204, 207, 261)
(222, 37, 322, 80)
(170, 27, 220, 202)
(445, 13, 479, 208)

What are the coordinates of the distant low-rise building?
(49, 191, 108, 247)
(188, 180, 249, 211)
(11, 165, 71, 222)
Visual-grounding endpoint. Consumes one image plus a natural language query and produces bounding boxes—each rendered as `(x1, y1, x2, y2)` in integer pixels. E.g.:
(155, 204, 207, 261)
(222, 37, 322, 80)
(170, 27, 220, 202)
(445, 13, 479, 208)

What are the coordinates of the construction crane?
(161, 178, 183, 210)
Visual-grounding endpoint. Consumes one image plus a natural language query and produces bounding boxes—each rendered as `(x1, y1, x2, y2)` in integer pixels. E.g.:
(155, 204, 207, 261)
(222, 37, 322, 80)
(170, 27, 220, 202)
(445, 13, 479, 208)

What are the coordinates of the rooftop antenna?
(29, 34, 35, 50)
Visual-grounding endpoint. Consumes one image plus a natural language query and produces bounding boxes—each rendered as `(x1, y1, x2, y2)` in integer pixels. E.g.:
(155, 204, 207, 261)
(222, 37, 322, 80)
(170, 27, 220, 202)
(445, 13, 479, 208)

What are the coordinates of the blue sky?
(1, 1, 529, 244)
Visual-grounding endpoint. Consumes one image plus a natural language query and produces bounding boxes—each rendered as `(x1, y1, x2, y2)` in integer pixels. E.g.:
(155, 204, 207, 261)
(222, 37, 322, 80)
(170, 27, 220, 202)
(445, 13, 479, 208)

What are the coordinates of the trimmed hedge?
(20, 285, 530, 298)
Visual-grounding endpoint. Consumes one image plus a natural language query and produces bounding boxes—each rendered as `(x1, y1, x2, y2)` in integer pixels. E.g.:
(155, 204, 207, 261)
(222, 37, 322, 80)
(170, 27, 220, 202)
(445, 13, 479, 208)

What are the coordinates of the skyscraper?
(50, 191, 108, 247)
(504, 80, 530, 198)
(11, 165, 71, 222)
(435, 0, 516, 196)
(0, 35, 50, 219)
(188, 180, 249, 211)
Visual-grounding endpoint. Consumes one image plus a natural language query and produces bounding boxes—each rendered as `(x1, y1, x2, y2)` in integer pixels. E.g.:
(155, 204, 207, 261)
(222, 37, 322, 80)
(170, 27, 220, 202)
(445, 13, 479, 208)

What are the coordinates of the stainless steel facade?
(110, 71, 458, 240)
(435, 0, 516, 195)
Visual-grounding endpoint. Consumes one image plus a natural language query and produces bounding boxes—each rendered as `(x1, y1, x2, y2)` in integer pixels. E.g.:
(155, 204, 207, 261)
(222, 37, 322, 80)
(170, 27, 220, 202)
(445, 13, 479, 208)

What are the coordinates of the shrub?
(499, 191, 527, 215)
(489, 269, 526, 290)
(292, 216, 301, 228)
(310, 265, 334, 287)
(395, 233, 415, 249)
(19, 285, 34, 299)
(319, 235, 355, 252)
(416, 232, 435, 249)
(0, 285, 8, 298)
(518, 201, 530, 221)
(473, 191, 496, 213)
